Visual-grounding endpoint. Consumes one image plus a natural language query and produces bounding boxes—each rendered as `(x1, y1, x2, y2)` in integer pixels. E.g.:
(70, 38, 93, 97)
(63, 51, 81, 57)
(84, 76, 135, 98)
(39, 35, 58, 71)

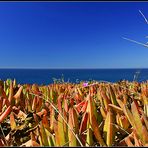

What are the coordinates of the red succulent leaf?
(0, 105, 11, 123)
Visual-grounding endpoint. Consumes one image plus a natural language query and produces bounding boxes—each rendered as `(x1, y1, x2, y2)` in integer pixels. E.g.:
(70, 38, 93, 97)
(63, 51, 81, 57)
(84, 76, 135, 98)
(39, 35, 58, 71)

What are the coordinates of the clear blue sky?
(1, 2, 148, 69)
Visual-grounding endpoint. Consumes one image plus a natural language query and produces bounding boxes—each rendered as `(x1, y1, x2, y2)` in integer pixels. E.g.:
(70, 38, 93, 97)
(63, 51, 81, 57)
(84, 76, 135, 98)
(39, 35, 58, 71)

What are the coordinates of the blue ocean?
(0, 69, 147, 85)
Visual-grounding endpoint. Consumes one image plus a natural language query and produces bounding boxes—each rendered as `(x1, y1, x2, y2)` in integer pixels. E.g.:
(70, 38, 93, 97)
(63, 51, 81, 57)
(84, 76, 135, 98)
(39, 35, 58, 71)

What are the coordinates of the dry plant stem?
(80, 80, 112, 89)
(29, 92, 84, 147)
(123, 10, 148, 48)
(62, 140, 70, 146)
(82, 80, 137, 94)
(111, 123, 130, 135)
(139, 10, 148, 24)
(122, 37, 148, 48)
(0, 124, 8, 146)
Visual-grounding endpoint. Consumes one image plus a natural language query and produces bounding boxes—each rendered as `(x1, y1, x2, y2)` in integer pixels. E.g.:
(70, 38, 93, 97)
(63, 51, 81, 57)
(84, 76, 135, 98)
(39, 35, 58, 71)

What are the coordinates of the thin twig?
(139, 10, 148, 24)
(122, 37, 148, 48)
(79, 80, 112, 89)
(0, 124, 8, 146)
(111, 123, 130, 135)
(62, 140, 70, 147)
(133, 70, 141, 81)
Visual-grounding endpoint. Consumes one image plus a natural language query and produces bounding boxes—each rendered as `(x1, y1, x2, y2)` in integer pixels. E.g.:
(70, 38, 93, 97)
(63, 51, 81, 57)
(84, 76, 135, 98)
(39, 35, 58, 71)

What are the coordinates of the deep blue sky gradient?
(0, 2, 148, 68)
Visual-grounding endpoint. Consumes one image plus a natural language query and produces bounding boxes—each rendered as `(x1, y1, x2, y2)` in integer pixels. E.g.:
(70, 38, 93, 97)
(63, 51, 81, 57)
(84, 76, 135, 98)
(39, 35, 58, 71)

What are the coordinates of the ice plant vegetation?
(0, 79, 148, 146)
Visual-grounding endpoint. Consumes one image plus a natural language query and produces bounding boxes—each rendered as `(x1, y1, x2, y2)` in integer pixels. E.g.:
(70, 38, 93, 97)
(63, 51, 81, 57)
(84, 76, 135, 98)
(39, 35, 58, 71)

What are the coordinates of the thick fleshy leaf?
(141, 125, 148, 144)
(86, 93, 98, 124)
(32, 84, 39, 94)
(79, 112, 88, 135)
(108, 104, 123, 114)
(0, 85, 6, 98)
(13, 86, 23, 101)
(108, 85, 118, 105)
(68, 107, 79, 146)
(77, 87, 82, 96)
(10, 112, 16, 130)
(0, 105, 11, 123)
(118, 115, 130, 130)
(79, 112, 88, 145)
(141, 111, 148, 130)
(85, 112, 93, 146)
(32, 96, 37, 111)
(131, 101, 144, 143)
(63, 109, 68, 141)
(124, 137, 134, 146)
(75, 100, 85, 113)
(42, 115, 53, 133)
(3, 98, 10, 107)
(44, 128, 55, 146)
(57, 114, 67, 146)
(91, 115, 106, 146)
(86, 93, 106, 146)
(8, 81, 13, 103)
(103, 110, 115, 146)
(49, 105, 55, 131)
(81, 100, 88, 113)
(13, 79, 17, 87)
(123, 105, 135, 128)
(86, 126, 94, 146)
(101, 88, 111, 110)
(40, 122, 49, 146)
(0, 97, 3, 112)
(100, 106, 107, 119)
(53, 120, 60, 146)
(116, 98, 125, 109)
(57, 93, 63, 113)
(64, 99, 69, 113)
(97, 88, 104, 108)
(36, 96, 43, 112)
(144, 104, 148, 118)
(133, 133, 142, 146)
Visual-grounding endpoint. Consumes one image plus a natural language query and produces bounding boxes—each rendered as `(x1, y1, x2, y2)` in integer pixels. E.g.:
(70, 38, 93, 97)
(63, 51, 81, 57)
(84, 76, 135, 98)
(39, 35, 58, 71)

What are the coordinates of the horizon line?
(0, 67, 147, 69)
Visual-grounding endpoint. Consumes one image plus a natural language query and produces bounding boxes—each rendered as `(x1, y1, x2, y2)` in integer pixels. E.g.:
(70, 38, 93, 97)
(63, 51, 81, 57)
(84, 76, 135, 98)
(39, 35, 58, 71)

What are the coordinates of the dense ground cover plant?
(0, 79, 147, 146)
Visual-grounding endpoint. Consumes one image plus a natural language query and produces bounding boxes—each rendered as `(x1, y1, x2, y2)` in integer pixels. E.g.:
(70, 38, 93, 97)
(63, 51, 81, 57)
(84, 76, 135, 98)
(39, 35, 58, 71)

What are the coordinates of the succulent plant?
(0, 79, 147, 146)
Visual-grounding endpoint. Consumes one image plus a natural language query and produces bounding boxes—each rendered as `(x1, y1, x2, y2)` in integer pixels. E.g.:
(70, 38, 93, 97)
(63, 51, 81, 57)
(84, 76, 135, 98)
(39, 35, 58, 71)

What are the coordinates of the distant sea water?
(0, 69, 147, 85)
